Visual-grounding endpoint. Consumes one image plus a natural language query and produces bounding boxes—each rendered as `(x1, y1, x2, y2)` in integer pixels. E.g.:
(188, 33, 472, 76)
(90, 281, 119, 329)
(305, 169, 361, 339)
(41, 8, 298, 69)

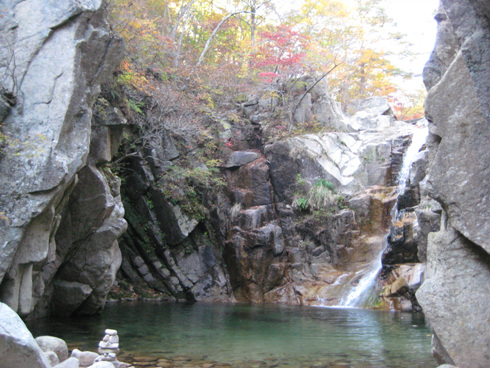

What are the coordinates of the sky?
(381, 0, 440, 88)
(277, 0, 440, 92)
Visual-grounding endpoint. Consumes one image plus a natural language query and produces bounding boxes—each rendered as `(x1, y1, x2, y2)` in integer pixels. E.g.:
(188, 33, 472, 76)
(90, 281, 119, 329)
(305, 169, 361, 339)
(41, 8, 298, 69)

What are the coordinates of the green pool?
(27, 302, 436, 367)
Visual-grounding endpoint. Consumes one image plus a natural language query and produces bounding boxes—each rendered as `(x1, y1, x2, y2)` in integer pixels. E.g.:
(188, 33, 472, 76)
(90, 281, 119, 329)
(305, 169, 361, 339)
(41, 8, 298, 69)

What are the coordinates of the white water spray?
(397, 123, 429, 194)
(339, 122, 429, 308)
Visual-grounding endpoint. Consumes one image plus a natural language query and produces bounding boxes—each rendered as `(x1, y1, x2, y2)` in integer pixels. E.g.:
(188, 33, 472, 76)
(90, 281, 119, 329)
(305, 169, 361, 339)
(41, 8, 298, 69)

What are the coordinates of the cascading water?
(338, 122, 429, 308)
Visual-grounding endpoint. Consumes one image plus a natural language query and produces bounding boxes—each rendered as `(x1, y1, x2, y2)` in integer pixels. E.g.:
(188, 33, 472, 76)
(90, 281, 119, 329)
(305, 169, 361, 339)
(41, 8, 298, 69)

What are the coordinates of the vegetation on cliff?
(96, 0, 429, 303)
(102, 0, 425, 217)
(107, 0, 424, 121)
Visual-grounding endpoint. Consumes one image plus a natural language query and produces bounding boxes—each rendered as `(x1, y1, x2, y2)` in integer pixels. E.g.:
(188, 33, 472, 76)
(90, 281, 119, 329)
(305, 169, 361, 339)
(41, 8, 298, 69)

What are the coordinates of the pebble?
(155, 362, 173, 368)
(118, 352, 368, 368)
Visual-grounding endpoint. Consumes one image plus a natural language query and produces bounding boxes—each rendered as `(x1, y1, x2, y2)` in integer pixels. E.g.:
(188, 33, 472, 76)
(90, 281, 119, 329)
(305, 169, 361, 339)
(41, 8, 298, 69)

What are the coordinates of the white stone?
(71, 349, 99, 367)
(53, 357, 80, 368)
(36, 335, 69, 362)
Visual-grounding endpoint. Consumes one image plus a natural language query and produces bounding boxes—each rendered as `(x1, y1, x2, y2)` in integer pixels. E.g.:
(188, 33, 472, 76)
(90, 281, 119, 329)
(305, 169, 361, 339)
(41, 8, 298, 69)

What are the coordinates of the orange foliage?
(108, 0, 416, 113)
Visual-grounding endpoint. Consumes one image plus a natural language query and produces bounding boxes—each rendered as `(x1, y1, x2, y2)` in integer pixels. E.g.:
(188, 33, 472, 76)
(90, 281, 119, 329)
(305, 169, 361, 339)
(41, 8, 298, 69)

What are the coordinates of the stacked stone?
(97, 329, 120, 361)
(88, 329, 133, 368)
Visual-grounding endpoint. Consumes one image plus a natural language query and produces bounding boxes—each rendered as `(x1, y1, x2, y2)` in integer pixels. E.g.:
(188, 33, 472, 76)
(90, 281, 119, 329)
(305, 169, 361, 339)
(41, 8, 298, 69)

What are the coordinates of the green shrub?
(307, 183, 335, 210)
(296, 173, 306, 187)
(293, 177, 338, 213)
(158, 162, 226, 221)
(295, 197, 310, 211)
(313, 178, 335, 191)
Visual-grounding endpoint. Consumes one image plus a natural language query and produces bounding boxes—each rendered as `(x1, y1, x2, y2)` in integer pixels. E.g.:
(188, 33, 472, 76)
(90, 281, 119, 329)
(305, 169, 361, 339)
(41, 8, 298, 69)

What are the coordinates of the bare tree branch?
(196, 11, 252, 67)
(294, 62, 343, 113)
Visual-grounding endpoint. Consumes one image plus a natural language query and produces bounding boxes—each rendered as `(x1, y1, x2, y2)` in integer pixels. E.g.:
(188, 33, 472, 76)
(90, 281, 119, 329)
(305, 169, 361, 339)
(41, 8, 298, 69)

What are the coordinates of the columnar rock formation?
(415, 1, 490, 367)
(0, 0, 125, 317)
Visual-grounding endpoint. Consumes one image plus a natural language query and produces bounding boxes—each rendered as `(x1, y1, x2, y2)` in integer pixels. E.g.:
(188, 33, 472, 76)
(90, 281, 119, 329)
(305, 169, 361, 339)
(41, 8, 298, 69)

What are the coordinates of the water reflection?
(27, 302, 435, 367)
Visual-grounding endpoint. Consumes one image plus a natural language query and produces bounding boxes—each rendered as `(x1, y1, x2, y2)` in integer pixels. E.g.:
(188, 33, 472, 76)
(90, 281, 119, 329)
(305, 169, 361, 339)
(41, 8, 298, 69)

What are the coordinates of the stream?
(27, 301, 436, 368)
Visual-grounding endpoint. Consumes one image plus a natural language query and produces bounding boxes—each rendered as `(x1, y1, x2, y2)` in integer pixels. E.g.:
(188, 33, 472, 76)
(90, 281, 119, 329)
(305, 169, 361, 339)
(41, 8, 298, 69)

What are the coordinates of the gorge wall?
(415, 1, 490, 367)
(113, 74, 429, 312)
(0, 0, 125, 317)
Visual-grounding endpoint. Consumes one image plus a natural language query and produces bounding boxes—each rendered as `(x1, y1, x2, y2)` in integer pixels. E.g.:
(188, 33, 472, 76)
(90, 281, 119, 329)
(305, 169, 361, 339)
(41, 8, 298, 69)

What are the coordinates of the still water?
(27, 302, 436, 368)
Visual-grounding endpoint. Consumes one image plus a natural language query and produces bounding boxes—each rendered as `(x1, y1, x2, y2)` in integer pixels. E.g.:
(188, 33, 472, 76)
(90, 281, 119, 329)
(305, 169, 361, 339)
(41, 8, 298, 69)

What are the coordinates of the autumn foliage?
(108, 0, 421, 118)
(251, 25, 309, 83)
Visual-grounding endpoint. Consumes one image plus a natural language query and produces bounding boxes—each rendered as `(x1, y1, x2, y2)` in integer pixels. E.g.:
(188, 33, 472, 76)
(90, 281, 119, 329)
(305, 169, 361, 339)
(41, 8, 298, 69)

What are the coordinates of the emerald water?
(27, 302, 436, 368)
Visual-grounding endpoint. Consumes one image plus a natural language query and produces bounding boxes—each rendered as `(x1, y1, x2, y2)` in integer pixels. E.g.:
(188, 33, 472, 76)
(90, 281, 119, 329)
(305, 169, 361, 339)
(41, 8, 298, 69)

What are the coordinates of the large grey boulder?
(265, 123, 414, 199)
(0, 302, 50, 368)
(345, 97, 397, 130)
(45, 164, 126, 315)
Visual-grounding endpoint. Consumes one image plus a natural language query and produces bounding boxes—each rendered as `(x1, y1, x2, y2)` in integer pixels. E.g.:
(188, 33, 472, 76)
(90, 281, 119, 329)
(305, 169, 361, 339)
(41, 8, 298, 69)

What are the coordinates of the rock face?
(0, 0, 124, 317)
(222, 99, 419, 306)
(108, 61, 423, 308)
(107, 49, 429, 308)
(416, 1, 490, 367)
(116, 129, 233, 303)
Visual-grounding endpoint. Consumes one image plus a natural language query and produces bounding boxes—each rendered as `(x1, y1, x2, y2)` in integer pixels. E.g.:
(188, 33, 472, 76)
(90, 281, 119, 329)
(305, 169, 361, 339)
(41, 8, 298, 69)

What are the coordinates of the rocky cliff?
(0, 0, 125, 317)
(111, 70, 425, 311)
(415, 1, 490, 367)
(0, 0, 430, 320)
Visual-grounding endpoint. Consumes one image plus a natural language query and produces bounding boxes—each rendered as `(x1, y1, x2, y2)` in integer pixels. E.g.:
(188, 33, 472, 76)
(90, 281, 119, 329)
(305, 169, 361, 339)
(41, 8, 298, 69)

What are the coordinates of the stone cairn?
(91, 329, 133, 368)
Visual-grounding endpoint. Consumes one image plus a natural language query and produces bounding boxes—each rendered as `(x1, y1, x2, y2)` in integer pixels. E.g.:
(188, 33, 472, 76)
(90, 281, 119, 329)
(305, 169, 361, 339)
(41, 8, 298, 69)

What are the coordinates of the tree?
(196, 11, 251, 67)
(290, 0, 404, 106)
(233, 0, 274, 49)
(108, 0, 415, 117)
(251, 24, 309, 83)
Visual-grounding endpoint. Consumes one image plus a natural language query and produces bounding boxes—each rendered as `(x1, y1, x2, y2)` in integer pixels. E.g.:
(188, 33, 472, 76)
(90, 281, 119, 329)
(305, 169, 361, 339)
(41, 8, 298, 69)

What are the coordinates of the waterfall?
(338, 122, 429, 308)
(396, 123, 429, 195)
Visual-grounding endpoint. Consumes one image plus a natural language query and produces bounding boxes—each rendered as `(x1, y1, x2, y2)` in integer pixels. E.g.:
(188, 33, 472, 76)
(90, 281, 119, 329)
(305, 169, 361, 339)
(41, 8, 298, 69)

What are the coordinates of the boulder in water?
(71, 349, 99, 367)
(36, 335, 69, 363)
